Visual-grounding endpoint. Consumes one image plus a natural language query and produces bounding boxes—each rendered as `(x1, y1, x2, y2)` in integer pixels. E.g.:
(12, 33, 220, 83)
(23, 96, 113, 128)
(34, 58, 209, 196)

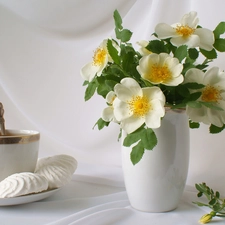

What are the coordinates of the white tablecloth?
(0, 165, 224, 225)
(1, 0, 225, 224)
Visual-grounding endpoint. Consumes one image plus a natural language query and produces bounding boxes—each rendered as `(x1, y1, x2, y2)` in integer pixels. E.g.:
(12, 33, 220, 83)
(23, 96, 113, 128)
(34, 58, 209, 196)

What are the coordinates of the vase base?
(130, 204, 178, 213)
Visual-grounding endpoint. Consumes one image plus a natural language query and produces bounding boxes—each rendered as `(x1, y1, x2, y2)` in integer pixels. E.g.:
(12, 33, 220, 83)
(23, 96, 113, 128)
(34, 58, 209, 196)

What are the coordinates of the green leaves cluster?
(123, 127, 157, 165)
(213, 22, 225, 52)
(194, 182, 225, 222)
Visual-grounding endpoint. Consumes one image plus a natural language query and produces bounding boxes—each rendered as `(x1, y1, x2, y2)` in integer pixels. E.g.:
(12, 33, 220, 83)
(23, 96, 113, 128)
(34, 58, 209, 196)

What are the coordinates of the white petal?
(203, 67, 221, 84)
(207, 108, 225, 127)
(106, 91, 116, 103)
(113, 98, 130, 121)
(181, 11, 198, 28)
(184, 68, 204, 84)
(114, 84, 133, 102)
(171, 35, 200, 48)
(121, 116, 145, 134)
(145, 100, 165, 128)
(164, 56, 179, 69)
(170, 63, 184, 78)
(120, 78, 142, 96)
(80, 62, 100, 82)
(102, 107, 114, 122)
(194, 28, 214, 51)
(155, 23, 177, 39)
(158, 53, 171, 65)
(142, 87, 165, 103)
(114, 78, 142, 102)
(138, 54, 160, 73)
(164, 74, 184, 86)
(137, 40, 151, 56)
(186, 106, 208, 123)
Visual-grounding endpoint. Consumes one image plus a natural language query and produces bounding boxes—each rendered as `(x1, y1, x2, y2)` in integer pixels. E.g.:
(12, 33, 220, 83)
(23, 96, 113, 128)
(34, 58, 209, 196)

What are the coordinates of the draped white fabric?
(0, 0, 225, 224)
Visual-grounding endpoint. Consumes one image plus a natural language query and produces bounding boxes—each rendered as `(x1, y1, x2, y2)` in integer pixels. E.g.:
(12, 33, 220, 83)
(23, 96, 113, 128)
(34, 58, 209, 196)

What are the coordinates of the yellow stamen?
(128, 95, 151, 117)
(148, 64, 172, 83)
(176, 25, 195, 37)
(109, 96, 116, 105)
(201, 85, 222, 102)
(93, 48, 107, 66)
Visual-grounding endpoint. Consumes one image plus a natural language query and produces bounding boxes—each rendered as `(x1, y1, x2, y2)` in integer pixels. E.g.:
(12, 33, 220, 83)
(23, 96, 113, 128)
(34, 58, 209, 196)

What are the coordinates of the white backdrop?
(0, 0, 225, 193)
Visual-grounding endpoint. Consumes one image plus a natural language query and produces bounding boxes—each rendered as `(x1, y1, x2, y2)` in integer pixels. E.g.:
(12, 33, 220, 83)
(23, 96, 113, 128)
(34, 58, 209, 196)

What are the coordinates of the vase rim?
(165, 106, 186, 113)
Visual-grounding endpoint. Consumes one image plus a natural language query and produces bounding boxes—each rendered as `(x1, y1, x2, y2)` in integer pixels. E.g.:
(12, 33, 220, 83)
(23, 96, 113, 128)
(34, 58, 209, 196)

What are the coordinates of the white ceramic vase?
(122, 109, 190, 212)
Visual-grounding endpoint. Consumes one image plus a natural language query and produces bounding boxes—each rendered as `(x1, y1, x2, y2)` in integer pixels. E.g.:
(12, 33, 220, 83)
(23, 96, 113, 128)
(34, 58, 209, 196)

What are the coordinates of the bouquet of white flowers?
(81, 10, 225, 165)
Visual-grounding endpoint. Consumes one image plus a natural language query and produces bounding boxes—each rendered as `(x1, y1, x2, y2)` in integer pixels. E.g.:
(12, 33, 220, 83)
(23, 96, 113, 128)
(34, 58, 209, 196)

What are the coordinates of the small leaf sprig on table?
(194, 182, 225, 224)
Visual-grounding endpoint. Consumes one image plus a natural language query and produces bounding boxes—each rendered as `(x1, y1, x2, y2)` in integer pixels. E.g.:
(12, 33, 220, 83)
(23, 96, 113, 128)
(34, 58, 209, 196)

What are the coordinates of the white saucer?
(0, 188, 59, 206)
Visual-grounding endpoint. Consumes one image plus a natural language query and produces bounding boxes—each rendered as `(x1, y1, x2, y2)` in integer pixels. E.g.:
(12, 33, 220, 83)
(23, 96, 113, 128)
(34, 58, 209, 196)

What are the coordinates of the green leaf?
(121, 50, 138, 76)
(146, 40, 169, 54)
(123, 128, 157, 165)
(105, 80, 118, 90)
(119, 29, 133, 42)
(214, 21, 225, 39)
(195, 183, 205, 193)
(130, 141, 145, 165)
(182, 62, 196, 74)
(209, 124, 225, 134)
(123, 127, 143, 147)
(142, 128, 157, 150)
(187, 101, 202, 108)
(184, 82, 205, 89)
(197, 192, 203, 197)
(174, 45, 188, 62)
(107, 39, 120, 64)
(188, 48, 199, 60)
(200, 48, 217, 59)
(213, 203, 222, 211)
(94, 118, 110, 130)
(209, 198, 217, 205)
(176, 84, 190, 98)
(189, 121, 200, 129)
(200, 101, 224, 111)
(115, 28, 121, 40)
(83, 80, 89, 86)
(193, 201, 209, 207)
(113, 10, 132, 42)
(113, 10, 123, 30)
(96, 83, 109, 98)
(188, 92, 202, 101)
(216, 191, 220, 198)
(214, 38, 225, 52)
(115, 28, 132, 42)
(196, 64, 210, 71)
(84, 80, 98, 101)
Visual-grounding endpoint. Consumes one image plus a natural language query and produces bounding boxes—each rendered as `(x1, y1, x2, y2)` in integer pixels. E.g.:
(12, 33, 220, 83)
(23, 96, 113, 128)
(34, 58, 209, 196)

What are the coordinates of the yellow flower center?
(201, 85, 222, 102)
(148, 64, 172, 83)
(93, 48, 107, 66)
(128, 95, 151, 117)
(176, 25, 195, 37)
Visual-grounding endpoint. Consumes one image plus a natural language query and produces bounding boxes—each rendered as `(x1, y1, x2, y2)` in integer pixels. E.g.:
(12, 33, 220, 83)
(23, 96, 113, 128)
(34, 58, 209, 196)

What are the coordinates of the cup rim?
(0, 129, 40, 144)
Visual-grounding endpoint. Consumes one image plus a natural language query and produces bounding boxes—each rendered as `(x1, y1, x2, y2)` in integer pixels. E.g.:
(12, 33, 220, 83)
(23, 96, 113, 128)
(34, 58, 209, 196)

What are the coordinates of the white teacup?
(0, 129, 40, 181)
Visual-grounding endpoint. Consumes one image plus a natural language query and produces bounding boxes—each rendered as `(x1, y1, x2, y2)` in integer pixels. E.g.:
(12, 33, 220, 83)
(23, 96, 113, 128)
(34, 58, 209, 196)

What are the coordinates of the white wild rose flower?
(81, 39, 115, 82)
(113, 78, 166, 134)
(137, 52, 184, 86)
(185, 67, 225, 127)
(155, 11, 214, 51)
